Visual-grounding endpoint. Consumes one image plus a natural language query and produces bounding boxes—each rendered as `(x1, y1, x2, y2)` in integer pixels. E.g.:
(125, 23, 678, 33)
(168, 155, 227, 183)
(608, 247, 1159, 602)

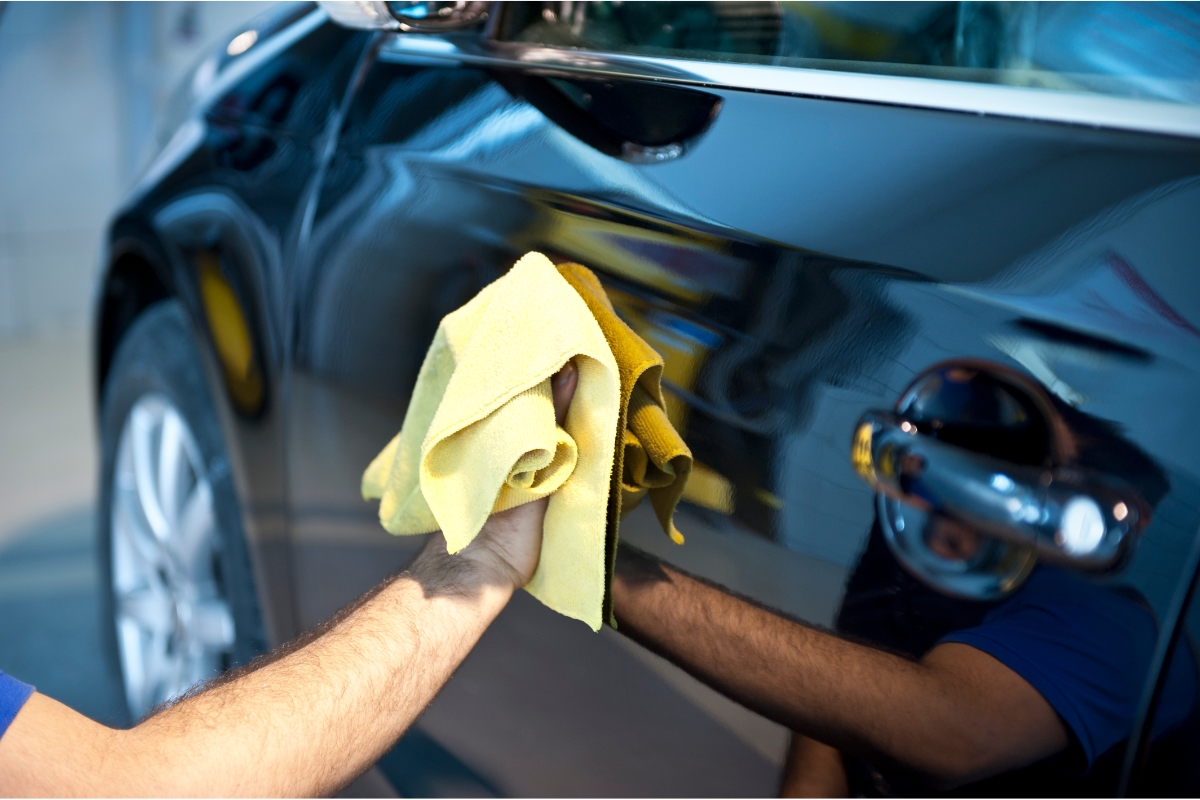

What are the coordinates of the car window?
(495, 2, 1200, 105)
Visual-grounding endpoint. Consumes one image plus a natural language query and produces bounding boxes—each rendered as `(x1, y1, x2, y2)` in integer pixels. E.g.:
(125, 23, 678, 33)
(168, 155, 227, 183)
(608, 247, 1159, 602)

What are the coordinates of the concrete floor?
(0, 329, 96, 545)
(0, 330, 131, 726)
(0, 505, 130, 727)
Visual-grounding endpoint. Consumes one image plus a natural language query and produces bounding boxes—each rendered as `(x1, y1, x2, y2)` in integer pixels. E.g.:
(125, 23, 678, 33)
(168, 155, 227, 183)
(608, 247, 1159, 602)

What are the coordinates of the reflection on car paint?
(513, 192, 749, 302)
(101, 11, 1200, 790)
(972, 251, 1200, 371)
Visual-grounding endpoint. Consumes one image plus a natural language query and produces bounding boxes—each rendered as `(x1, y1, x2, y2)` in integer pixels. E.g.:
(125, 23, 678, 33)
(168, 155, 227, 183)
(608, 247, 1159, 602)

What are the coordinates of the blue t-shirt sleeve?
(0, 671, 34, 739)
(941, 566, 1196, 769)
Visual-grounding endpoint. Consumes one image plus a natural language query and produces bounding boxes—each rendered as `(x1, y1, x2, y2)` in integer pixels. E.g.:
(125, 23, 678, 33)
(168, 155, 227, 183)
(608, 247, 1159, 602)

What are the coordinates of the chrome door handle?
(852, 410, 1145, 568)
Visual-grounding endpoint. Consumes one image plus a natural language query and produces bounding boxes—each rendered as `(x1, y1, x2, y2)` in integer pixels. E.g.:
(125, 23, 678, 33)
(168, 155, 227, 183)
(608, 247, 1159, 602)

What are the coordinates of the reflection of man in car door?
(611, 365, 1198, 795)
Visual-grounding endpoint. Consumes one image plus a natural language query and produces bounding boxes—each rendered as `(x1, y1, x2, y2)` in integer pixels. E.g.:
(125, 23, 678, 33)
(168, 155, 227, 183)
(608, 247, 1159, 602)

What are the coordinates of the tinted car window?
(496, 2, 1200, 105)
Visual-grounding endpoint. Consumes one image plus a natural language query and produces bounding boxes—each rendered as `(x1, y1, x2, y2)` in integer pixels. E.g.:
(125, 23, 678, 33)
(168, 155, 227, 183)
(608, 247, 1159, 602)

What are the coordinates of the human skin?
(0, 362, 578, 798)
(610, 545, 1067, 792)
(778, 733, 848, 797)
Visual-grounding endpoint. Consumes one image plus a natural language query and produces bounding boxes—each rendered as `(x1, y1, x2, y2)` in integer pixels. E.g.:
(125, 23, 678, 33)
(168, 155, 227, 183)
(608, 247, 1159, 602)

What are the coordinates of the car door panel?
(642, 89, 1200, 282)
(285, 27, 1200, 792)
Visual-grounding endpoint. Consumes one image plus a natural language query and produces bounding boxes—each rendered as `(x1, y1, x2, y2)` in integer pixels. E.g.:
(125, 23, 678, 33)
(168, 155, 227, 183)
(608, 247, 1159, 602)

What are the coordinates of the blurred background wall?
(0, 0, 273, 725)
(0, 1, 273, 339)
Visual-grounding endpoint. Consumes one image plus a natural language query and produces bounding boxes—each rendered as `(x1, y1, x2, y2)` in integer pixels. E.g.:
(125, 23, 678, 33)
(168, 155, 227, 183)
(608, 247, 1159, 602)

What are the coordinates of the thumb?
(552, 360, 578, 427)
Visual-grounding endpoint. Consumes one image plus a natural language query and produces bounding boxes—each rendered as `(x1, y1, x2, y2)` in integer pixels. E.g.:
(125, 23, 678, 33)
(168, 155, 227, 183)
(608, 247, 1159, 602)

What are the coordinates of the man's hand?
(0, 361, 578, 798)
(411, 359, 578, 592)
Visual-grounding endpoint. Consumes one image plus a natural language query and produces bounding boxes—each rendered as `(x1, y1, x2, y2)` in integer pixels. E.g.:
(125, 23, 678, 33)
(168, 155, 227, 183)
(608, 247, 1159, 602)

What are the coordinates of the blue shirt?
(943, 564, 1198, 769)
(0, 671, 34, 739)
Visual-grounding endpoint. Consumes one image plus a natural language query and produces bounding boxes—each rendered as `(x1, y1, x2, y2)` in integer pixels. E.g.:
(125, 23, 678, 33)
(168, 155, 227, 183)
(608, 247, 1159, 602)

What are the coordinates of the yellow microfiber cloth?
(361, 252, 620, 630)
(555, 263, 693, 626)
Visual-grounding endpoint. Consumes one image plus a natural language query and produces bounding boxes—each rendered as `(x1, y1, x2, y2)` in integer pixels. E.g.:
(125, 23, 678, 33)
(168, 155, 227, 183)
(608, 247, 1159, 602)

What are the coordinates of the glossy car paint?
(96, 6, 1200, 794)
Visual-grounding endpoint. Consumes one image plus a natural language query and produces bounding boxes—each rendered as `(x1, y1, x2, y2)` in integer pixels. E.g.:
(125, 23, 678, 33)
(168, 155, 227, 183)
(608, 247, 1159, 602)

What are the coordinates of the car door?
(288, 1, 1200, 794)
(285, 38, 784, 800)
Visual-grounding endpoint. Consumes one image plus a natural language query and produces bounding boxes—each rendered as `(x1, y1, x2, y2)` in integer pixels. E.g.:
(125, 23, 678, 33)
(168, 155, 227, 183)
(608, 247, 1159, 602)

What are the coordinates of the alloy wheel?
(111, 393, 236, 719)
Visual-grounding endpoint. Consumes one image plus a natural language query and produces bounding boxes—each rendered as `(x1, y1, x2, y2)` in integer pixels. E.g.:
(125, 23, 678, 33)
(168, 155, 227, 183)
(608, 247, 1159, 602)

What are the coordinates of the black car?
(94, 2, 1200, 795)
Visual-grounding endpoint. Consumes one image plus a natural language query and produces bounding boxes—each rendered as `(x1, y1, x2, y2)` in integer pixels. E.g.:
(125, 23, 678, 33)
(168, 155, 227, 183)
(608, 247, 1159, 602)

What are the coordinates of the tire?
(98, 299, 265, 721)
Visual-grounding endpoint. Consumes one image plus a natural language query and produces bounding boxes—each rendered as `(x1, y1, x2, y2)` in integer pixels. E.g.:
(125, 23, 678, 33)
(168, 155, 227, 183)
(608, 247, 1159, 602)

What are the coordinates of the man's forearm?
(131, 554, 510, 796)
(1, 362, 577, 799)
(2, 537, 513, 797)
(611, 546, 1065, 785)
(611, 549, 931, 761)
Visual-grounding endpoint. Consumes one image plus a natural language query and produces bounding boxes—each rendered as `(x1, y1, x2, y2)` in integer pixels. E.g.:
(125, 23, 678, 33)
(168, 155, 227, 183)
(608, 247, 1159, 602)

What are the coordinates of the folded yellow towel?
(361, 252, 620, 630)
(555, 263, 692, 625)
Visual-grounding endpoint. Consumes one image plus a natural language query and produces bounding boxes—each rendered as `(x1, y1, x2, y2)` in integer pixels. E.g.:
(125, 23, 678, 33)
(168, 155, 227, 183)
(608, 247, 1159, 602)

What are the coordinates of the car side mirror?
(320, 0, 489, 33)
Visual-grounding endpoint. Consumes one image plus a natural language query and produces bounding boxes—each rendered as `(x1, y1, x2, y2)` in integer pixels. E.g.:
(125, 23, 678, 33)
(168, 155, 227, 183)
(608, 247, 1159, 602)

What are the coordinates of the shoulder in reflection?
(612, 393, 1199, 796)
(868, 390, 1195, 794)
(836, 517, 1197, 795)
(838, 395, 1195, 795)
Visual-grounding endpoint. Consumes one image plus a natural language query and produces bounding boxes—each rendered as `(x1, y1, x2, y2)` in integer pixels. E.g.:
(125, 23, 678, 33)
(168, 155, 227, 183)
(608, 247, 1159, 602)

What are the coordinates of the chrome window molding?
(380, 36, 1200, 141)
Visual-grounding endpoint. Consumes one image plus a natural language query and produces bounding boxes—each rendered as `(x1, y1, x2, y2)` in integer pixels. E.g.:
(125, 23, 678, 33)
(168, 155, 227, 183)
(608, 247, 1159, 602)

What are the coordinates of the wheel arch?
(95, 216, 175, 405)
(98, 190, 284, 413)
(95, 198, 297, 647)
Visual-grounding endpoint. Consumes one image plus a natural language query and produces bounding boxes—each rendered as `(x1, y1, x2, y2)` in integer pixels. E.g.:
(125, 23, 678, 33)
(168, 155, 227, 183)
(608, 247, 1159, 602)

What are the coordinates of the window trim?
(379, 34, 1200, 140)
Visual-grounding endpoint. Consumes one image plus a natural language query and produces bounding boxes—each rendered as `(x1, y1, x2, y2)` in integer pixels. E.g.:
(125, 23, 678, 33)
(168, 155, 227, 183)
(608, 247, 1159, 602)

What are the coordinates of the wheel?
(99, 300, 265, 720)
